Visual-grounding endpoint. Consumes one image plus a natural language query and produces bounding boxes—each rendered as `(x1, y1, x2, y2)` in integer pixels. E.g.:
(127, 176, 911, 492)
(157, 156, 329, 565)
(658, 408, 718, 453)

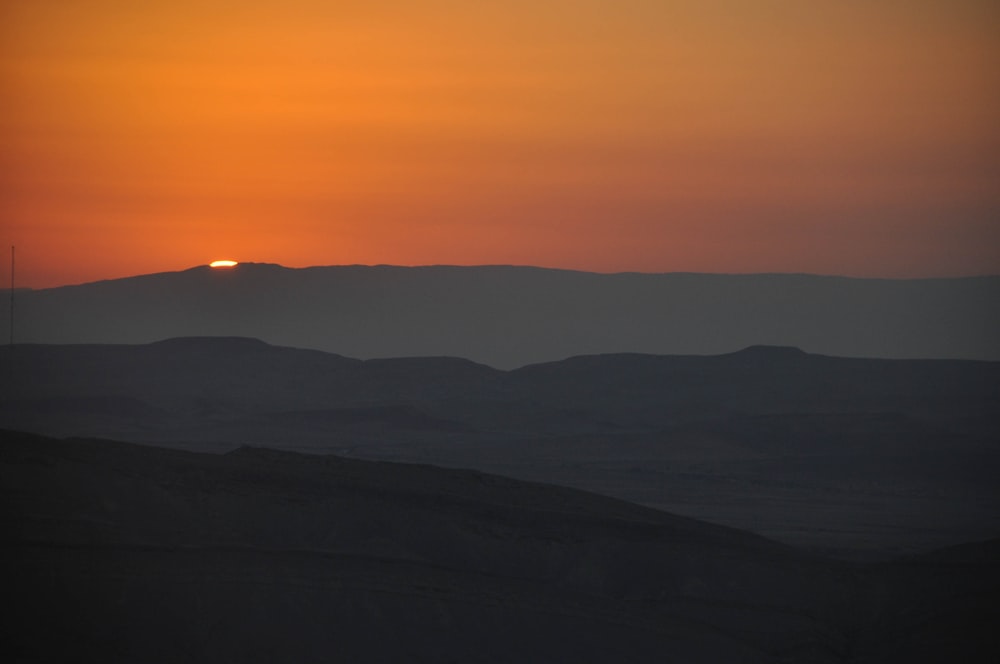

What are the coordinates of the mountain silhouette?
(5, 263, 998, 368)
(4, 429, 998, 662)
(4, 339, 997, 559)
(5, 265, 997, 659)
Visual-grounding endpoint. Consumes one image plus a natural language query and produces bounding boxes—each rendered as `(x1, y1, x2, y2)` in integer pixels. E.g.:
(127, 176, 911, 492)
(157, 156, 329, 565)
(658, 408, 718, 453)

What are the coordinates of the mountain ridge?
(3, 338, 997, 558)
(26, 262, 1000, 292)
(7, 263, 999, 368)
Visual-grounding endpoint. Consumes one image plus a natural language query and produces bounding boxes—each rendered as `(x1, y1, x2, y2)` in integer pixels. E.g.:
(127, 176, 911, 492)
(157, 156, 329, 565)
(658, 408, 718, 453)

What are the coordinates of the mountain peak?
(728, 345, 809, 358)
(151, 336, 272, 349)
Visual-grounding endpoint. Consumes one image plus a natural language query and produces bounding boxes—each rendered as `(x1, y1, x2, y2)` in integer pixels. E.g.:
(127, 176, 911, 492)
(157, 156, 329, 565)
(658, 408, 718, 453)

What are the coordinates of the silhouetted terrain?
(3, 268, 997, 657)
(5, 264, 999, 367)
(3, 429, 998, 662)
(3, 338, 998, 559)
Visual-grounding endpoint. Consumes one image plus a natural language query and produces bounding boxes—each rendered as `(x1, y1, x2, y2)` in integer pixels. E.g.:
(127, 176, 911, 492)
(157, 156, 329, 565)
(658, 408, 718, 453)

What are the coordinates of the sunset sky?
(2, 0, 998, 288)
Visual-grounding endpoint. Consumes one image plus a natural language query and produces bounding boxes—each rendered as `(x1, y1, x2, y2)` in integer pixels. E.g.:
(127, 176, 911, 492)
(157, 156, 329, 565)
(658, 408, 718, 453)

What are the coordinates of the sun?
(209, 260, 238, 268)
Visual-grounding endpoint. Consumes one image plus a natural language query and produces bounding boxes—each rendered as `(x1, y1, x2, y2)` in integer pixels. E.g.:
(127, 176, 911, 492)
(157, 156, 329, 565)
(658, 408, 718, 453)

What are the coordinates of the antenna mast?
(9, 245, 13, 347)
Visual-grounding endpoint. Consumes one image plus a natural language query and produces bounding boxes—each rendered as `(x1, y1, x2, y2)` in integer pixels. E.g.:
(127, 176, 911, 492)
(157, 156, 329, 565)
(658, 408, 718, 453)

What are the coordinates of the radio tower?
(5, 245, 11, 400)
(8, 245, 13, 347)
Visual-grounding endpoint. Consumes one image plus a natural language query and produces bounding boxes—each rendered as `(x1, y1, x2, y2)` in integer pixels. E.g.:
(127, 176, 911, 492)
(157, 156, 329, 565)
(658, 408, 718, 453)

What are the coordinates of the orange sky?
(2, 0, 998, 288)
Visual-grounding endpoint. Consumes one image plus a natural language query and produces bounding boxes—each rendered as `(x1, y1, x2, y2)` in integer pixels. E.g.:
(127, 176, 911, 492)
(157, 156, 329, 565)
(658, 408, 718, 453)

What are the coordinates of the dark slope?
(6, 263, 999, 367)
(852, 539, 1000, 662)
(5, 430, 999, 662)
(1, 430, 842, 663)
(2, 339, 998, 558)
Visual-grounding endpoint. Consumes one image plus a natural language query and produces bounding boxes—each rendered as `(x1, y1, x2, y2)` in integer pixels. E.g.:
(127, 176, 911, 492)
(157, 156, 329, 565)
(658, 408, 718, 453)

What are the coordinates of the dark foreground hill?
(5, 263, 999, 367)
(3, 339, 999, 559)
(3, 429, 998, 662)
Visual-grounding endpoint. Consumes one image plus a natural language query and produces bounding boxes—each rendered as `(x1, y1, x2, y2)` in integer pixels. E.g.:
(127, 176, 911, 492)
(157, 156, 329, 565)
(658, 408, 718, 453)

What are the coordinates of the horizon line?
(14, 261, 1000, 291)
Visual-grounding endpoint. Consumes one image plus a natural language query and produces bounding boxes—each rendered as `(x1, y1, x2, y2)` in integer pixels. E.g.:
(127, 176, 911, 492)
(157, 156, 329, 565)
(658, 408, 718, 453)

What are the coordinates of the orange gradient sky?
(2, 0, 999, 288)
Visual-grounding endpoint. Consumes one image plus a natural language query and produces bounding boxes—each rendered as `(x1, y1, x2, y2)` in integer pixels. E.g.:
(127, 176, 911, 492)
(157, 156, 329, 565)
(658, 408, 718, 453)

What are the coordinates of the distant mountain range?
(5, 263, 999, 367)
(4, 338, 998, 559)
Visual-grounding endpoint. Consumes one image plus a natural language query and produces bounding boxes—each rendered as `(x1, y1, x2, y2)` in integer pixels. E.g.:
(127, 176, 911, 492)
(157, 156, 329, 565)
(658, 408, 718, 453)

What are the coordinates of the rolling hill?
(4, 429, 998, 662)
(3, 338, 997, 559)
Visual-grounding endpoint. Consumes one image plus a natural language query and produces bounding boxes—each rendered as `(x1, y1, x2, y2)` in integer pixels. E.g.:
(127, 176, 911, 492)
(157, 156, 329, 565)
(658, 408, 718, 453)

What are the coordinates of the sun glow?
(4, 2, 999, 287)
(210, 260, 238, 268)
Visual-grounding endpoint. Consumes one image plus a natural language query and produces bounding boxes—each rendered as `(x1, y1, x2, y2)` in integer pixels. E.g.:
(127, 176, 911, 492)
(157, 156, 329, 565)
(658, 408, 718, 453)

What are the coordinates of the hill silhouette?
(3, 338, 997, 559)
(4, 429, 998, 662)
(5, 263, 999, 368)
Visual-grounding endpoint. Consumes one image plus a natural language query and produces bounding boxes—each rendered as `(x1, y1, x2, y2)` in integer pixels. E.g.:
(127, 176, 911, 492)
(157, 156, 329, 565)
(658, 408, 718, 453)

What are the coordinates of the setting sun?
(209, 260, 238, 269)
